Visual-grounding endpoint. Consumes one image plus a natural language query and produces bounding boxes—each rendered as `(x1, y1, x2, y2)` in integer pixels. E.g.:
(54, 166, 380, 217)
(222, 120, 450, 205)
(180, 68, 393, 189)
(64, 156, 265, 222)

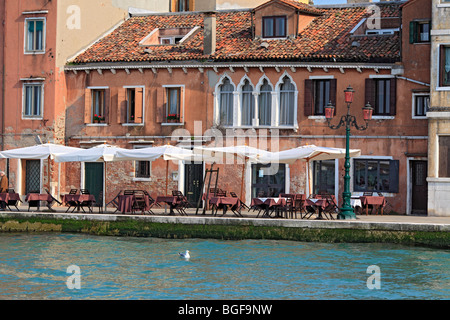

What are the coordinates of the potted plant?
(166, 113, 180, 123)
(93, 114, 105, 123)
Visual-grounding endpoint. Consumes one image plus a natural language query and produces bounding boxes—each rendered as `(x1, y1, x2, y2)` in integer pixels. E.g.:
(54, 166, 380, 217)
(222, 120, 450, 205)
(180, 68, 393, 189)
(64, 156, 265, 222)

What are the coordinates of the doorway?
(411, 160, 427, 215)
(251, 163, 286, 197)
(84, 162, 104, 203)
(184, 163, 203, 207)
(25, 160, 41, 194)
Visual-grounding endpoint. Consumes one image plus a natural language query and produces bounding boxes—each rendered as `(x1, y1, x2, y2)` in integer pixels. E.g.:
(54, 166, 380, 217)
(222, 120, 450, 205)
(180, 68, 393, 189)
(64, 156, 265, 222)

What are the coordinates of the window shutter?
(389, 160, 399, 193)
(409, 21, 417, 44)
(365, 78, 376, 109)
(104, 89, 110, 123)
(329, 79, 337, 116)
(156, 87, 165, 123)
(389, 78, 397, 115)
(304, 79, 314, 116)
(117, 88, 127, 124)
(84, 88, 91, 124)
(135, 88, 143, 124)
(179, 87, 184, 123)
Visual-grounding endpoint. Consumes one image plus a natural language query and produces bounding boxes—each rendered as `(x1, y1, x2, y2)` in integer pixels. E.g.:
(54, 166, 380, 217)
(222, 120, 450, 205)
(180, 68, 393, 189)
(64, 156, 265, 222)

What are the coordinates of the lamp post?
(325, 85, 373, 220)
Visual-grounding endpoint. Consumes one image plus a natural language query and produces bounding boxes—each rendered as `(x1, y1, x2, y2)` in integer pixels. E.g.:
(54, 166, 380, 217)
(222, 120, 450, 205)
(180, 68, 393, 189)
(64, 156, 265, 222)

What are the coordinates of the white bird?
(179, 250, 190, 259)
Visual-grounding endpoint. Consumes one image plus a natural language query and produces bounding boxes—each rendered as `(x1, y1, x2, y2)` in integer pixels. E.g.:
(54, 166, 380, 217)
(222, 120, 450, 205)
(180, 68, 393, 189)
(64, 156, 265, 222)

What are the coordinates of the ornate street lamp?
(325, 85, 373, 220)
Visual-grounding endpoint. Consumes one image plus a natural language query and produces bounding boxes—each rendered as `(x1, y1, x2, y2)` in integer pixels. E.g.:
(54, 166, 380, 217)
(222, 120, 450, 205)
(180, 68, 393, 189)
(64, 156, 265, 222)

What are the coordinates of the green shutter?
(409, 21, 417, 44)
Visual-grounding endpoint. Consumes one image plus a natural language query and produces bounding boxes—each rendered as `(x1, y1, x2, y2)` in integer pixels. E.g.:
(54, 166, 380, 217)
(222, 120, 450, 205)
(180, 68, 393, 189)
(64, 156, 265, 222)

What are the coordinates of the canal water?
(0, 233, 448, 300)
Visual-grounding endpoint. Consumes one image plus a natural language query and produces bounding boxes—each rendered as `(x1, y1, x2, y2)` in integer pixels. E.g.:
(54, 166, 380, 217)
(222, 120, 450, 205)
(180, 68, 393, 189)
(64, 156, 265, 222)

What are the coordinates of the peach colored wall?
(63, 64, 428, 213)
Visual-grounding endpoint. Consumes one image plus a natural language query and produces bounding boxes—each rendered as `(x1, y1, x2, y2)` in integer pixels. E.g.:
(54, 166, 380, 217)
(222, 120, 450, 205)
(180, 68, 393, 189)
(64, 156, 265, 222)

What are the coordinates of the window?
(439, 136, 450, 177)
(279, 76, 295, 125)
(23, 83, 43, 118)
(25, 18, 45, 53)
(92, 89, 106, 122)
(262, 16, 286, 38)
(365, 78, 396, 116)
(127, 87, 143, 124)
(178, 0, 189, 11)
(258, 79, 272, 126)
(354, 159, 399, 193)
(252, 163, 286, 198)
(313, 160, 336, 195)
(413, 93, 430, 118)
(304, 79, 337, 116)
(166, 87, 181, 123)
(134, 146, 151, 179)
(240, 79, 254, 126)
(410, 21, 431, 43)
(440, 45, 450, 87)
(219, 78, 234, 126)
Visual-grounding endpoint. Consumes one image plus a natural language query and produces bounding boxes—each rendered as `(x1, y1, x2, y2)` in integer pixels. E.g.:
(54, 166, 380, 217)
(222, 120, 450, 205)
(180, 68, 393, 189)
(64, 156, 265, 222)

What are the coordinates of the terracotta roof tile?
(72, 3, 401, 65)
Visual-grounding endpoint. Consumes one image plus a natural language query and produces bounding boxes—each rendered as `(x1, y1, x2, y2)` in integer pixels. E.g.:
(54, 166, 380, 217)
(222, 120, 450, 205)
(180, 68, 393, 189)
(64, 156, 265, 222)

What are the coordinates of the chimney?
(203, 2, 216, 56)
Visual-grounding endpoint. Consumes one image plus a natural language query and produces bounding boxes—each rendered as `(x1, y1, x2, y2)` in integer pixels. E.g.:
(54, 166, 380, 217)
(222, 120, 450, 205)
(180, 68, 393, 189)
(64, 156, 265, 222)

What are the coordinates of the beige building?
(427, 0, 450, 216)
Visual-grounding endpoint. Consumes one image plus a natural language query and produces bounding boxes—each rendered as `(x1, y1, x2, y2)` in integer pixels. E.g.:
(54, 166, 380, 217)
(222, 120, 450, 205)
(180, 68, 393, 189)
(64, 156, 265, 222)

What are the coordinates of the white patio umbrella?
(115, 145, 215, 196)
(0, 143, 84, 197)
(0, 143, 82, 160)
(257, 145, 361, 195)
(53, 144, 128, 163)
(194, 145, 273, 200)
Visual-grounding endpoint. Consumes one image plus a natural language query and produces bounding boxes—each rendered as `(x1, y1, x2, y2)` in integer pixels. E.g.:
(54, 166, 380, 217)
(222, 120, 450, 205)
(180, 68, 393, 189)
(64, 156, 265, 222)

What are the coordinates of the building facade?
(427, 0, 450, 216)
(59, 0, 432, 214)
(1, 0, 441, 215)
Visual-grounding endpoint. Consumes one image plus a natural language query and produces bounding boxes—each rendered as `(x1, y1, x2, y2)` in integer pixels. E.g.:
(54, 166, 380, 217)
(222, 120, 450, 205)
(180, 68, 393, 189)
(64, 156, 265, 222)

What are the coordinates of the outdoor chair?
(172, 190, 191, 215)
(106, 190, 121, 213)
(6, 189, 21, 211)
(93, 191, 104, 213)
(277, 194, 295, 219)
(69, 189, 78, 195)
(80, 189, 90, 194)
(230, 191, 250, 211)
(320, 192, 338, 220)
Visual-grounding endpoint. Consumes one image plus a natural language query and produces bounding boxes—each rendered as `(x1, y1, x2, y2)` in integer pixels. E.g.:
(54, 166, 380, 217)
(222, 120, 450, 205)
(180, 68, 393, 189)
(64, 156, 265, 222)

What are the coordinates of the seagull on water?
(179, 250, 190, 259)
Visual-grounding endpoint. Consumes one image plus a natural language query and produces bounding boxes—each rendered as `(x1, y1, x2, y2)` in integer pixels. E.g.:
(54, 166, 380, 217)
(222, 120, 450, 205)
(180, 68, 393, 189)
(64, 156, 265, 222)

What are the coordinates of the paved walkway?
(1, 204, 449, 232)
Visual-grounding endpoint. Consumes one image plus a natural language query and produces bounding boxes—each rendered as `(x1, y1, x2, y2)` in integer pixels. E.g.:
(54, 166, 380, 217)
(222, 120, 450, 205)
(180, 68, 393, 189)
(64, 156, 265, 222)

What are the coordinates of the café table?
(62, 194, 96, 213)
(209, 196, 243, 217)
(305, 198, 332, 220)
(118, 194, 151, 214)
(25, 193, 54, 211)
(360, 196, 386, 215)
(250, 197, 287, 218)
(0, 192, 22, 211)
(155, 195, 182, 215)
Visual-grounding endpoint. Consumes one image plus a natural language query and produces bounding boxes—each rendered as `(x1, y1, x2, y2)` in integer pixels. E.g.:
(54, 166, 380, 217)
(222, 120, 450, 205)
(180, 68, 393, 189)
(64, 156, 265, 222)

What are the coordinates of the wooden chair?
(172, 190, 191, 215)
(106, 190, 122, 213)
(93, 191, 104, 213)
(230, 191, 250, 211)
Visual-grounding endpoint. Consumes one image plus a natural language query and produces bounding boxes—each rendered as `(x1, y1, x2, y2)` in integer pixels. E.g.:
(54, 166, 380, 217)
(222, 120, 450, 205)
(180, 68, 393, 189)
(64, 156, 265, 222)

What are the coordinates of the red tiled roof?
(72, 3, 401, 65)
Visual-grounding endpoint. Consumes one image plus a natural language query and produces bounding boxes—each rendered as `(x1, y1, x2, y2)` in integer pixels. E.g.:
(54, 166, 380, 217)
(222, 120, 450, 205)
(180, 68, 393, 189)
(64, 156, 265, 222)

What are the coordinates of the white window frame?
(86, 86, 109, 126)
(22, 82, 44, 119)
(412, 92, 430, 119)
(255, 75, 275, 128)
(162, 84, 185, 126)
(436, 43, 450, 91)
(213, 74, 236, 128)
(24, 17, 46, 54)
(275, 72, 299, 130)
(133, 145, 152, 181)
(237, 75, 256, 128)
(122, 85, 145, 126)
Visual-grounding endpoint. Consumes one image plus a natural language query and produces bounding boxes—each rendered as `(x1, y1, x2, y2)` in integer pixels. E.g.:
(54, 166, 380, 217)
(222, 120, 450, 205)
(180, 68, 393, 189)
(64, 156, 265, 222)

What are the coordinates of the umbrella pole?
(165, 161, 169, 214)
(240, 160, 245, 201)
